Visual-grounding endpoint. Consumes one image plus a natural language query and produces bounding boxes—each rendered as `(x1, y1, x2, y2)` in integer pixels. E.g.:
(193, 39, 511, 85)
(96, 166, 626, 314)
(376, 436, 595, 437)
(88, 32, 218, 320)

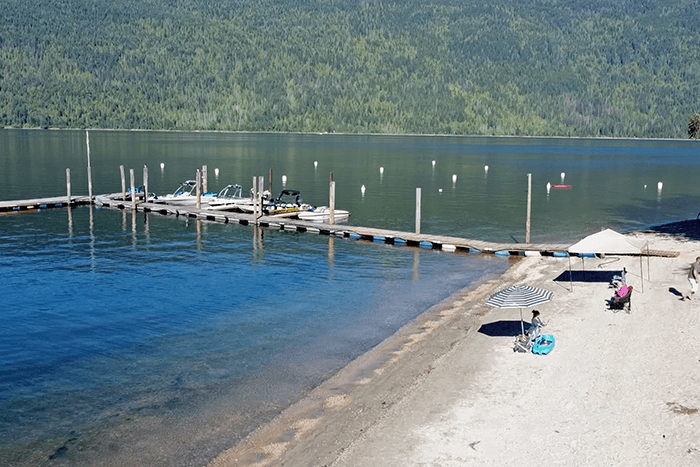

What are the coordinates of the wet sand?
(208, 224, 700, 466)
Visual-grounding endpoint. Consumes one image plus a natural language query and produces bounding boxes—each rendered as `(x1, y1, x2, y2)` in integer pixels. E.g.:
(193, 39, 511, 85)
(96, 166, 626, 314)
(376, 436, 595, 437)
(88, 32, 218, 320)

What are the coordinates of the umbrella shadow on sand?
(478, 320, 524, 337)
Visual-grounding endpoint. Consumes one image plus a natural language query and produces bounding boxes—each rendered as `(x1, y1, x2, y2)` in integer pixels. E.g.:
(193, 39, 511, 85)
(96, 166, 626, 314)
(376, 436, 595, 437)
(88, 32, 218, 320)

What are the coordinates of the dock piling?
(66, 168, 72, 207)
(252, 176, 258, 222)
(329, 172, 335, 225)
(143, 165, 149, 202)
(130, 168, 136, 211)
(196, 169, 202, 209)
(258, 176, 264, 221)
(415, 187, 422, 234)
(120, 165, 126, 201)
(86, 131, 93, 203)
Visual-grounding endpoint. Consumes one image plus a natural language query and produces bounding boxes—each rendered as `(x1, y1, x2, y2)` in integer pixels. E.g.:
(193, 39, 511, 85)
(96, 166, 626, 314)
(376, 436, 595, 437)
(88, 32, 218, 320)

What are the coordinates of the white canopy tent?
(567, 229, 649, 291)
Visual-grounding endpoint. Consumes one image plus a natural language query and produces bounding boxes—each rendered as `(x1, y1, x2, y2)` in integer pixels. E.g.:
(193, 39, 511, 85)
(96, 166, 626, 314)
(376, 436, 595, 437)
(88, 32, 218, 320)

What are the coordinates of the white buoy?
(361, 185, 366, 195)
(644, 184, 647, 189)
(546, 182, 552, 194)
(657, 181, 663, 192)
(160, 163, 165, 169)
(380, 166, 384, 175)
(438, 188, 443, 193)
(282, 175, 287, 186)
(214, 168, 220, 176)
(314, 161, 318, 168)
(561, 172, 566, 183)
(432, 160, 436, 168)
(484, 165, 489, 172)
(452, 174, 457, 183)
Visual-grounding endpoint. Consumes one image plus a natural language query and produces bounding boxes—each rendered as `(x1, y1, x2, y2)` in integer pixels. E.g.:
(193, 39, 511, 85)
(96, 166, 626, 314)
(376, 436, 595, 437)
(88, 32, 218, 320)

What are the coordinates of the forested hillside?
(1, 0, 699, 138)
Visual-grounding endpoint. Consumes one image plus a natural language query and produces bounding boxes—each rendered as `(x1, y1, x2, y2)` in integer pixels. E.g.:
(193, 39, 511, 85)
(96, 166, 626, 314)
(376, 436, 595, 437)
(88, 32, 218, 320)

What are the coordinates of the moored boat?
(263, 189, 313, 216)
(206, 184, 257, 211)
(297, 206, 350, 223)
(155, 180, 219, 206)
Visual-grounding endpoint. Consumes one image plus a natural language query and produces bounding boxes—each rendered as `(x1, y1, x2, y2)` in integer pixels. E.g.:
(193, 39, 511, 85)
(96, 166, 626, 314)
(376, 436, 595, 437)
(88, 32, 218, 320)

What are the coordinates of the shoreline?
(3, 127, 695, 143)
(208, 226, 700, 466)
(207, 257, 529, 466)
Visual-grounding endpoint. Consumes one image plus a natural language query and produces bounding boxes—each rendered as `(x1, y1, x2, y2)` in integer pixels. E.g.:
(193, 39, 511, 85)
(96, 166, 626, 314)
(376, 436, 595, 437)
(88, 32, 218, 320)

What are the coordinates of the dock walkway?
(0, 196, 90, 213)
(0, 194, 680, 258)
(94, 194, 678, 258)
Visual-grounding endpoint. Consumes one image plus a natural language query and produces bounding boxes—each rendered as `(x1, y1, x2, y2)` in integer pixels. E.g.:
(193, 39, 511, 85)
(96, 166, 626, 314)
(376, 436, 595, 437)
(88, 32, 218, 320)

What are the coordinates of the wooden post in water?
(258, 176, 264, 218)
(526, 173, 532, 244)
(143, 165, 149, 202)
(202, 165, 208, 193)
(415, 187, 422, 234)
(86, 130, 93, 203)
(329, 172, 336, 225)
(252, 176, 258, 222)
(196, 169, 202, 209)
(67, 169, 73, 235)
(66, 168, 72, 206)
(120, 165, 126, 201)
(130, 168, 136, 211)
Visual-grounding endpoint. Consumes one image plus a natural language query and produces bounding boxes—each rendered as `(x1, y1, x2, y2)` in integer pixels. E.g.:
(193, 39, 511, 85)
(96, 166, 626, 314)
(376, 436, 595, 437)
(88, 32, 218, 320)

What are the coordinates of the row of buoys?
(159, 162, 221, 177)
(160, 162, 665, 199)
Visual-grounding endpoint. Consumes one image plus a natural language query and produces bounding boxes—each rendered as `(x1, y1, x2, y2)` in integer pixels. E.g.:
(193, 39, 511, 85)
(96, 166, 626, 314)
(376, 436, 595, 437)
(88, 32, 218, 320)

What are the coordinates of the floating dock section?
(0, 196, 91, 213)
(0, 194, 680, 258)
(93, 195, 679, 258)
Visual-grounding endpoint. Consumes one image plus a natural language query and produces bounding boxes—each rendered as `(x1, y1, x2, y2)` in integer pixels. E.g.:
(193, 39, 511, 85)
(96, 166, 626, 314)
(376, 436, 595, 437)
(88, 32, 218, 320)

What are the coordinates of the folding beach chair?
(609, 285, 632, 313)
(513, 333, 536, 353)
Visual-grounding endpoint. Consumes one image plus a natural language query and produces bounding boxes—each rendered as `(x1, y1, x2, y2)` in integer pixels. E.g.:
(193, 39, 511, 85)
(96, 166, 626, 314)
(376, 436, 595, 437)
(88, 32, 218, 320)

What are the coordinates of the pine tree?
(689, 114, 700, 139)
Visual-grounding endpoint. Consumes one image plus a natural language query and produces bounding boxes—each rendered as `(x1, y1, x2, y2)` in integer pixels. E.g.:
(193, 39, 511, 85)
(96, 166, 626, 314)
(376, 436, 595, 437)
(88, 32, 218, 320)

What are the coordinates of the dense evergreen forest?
(1, 0, 699, 138)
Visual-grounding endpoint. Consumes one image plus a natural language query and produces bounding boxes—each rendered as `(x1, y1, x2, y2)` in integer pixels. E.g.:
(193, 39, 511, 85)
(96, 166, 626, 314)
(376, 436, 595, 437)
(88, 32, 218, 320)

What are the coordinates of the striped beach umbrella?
(486, 285, 553, 336)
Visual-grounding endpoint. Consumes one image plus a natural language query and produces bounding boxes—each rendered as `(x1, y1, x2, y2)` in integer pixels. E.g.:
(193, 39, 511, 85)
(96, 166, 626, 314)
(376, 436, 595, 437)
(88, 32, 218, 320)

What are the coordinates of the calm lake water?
(1, 130, 698, 466)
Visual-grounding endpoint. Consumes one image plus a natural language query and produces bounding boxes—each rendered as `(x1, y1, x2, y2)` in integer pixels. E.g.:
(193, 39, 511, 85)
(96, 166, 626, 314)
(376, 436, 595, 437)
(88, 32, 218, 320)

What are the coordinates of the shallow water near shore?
(1, 130, 699, 465)
(0, 206, 509, 466)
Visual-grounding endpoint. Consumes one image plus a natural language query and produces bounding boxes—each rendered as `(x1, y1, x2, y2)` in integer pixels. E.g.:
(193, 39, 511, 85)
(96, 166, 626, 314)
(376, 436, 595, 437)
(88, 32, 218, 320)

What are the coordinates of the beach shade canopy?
(568, 228, 645, 255)
(486, 285, 553, 336)
(567, 228, 648, 291)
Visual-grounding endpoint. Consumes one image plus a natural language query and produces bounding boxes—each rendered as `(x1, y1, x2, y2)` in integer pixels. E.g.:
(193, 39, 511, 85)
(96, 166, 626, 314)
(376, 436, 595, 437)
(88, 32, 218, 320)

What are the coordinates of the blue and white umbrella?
(486, 285, 553, 336)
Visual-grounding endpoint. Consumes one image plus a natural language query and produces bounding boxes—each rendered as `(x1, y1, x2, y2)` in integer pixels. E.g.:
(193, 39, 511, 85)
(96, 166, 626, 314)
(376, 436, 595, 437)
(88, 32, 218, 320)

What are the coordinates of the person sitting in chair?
(527, 310, 546, 340)
(610, 285, 633, 312)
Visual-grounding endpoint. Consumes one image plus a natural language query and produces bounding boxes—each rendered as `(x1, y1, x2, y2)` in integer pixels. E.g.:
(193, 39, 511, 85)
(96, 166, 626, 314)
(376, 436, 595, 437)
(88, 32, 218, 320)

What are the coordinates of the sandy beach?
(208, 224, 700, 467)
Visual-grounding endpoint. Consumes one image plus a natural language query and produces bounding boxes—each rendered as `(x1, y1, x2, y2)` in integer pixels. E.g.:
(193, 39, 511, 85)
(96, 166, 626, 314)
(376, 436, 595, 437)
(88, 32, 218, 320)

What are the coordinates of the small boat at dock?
(206, 184, 258, 211)
(298, 206, 350, 223)
(154, 180, 219, 206)
(263, 189, 313, 216)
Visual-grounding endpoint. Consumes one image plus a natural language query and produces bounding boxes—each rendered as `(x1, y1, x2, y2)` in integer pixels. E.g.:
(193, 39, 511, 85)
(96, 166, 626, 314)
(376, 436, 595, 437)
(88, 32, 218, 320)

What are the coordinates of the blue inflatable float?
(533, 335, 556, 355)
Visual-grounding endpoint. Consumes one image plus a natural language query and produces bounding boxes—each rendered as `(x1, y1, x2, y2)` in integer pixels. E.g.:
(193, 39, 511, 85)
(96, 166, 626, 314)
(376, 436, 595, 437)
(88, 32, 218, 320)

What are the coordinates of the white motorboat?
(297, 206, 350, 223)
(206, 184, 251, 211)
(155, 180, 219, 206)
(208, 186, 272, 212)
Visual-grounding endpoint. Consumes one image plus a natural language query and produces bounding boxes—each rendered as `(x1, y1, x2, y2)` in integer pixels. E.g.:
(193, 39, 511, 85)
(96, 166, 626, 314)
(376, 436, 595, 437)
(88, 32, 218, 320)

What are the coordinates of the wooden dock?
(0, 194, 680, 258)
(92, 194, 678, 258)
(0, 196, 91, 213)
